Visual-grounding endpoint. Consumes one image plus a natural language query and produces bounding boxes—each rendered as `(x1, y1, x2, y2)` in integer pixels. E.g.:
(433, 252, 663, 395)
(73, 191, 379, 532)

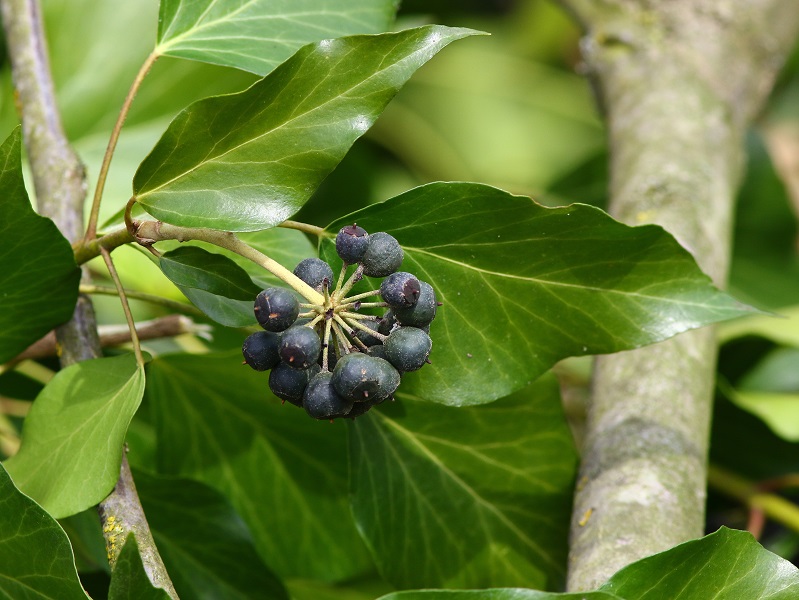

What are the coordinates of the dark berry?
(303, 371, 354, 419)
(279, 325, 322, 369)
(332, 353, 400, 403)
(335, 225, 369, 264)
(355, 319, 382, 347)
(293, 258, 334, 292)
(378, 310, 398, 336)
(254, 287, 299, 332)
(384, 327, 432, 372)
(393, 281, 436, 328)
(361, 232, 403, 277)
(380, 272, 421, 308)
(269, 363, 319, 406)
(242, 331, 281, 371)
(366, 344, 388, 360)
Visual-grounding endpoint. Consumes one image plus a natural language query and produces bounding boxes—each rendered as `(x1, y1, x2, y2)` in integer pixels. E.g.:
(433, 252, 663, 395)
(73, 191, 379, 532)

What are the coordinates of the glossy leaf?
(134, 470, 288, 600)
(156, 0, 398, 75)
(350, 375, 576, 590)
(4, 354, 145, 518)
(378, 591, 620, 600)
(134, 26, 480, 231)
(146, 352, 372, 581)
(600, 527, 799, 599)
(0, 127, 80, 363)
(323, 182, 754, 406)
(0, 462, 90, 600)
(159, 246, 261, 326)
(108, 534, 171, 600)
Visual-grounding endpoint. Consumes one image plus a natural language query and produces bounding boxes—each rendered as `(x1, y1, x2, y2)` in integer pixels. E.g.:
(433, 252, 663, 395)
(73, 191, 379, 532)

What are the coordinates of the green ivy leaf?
(159, 246, 261, 326)
(0, 462, 90, 599)
(378, 592, 620, 600)
(4, 354, 145, 518)
(0, 126, 80, 363)
(160, 246, 262, 300)
(599, 527, 799, 598)
(350, 375, 576, 590)
(134, 26, 481, 232)
(108, 534, 171, 600)
(135, 470, 289, 600)
(155, 0, 399, 76)
(146, 352, 373, 581)
(323, 182, 755, 406)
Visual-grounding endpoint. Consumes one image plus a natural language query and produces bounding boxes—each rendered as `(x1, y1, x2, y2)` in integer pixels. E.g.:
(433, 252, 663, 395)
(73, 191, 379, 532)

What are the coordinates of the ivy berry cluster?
(242, 225, 438, 420)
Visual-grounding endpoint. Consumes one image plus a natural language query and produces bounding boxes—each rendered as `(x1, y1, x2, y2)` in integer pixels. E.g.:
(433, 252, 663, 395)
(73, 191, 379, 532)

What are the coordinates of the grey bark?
(1, 1, 177, 596)
(557, 0, 799, 591)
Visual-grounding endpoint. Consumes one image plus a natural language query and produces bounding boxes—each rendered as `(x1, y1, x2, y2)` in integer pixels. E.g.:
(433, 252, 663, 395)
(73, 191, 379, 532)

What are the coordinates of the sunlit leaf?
(4, 355, 145, 518)
(0, 462, 90, 599)
(323, 182, 755, 406)
(378, 591, 620, 600)
(134, 26, 481, 231)
(0, 127, 80, 363)
(600, 527, 799, 599)
(156, 0, 399, 75)
(350, 376, 576, 590)
(146, 352, 373, 581)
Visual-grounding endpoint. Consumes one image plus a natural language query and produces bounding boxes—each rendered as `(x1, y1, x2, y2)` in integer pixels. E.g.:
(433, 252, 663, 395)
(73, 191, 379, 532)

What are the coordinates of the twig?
(100, 248, 144, 367)
(278, 220, 326, 238)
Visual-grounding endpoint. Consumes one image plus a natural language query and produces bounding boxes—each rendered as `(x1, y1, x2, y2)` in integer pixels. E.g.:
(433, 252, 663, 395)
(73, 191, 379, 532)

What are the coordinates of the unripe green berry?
(384, 327, 432, 372)
(361, 232, 402, 277)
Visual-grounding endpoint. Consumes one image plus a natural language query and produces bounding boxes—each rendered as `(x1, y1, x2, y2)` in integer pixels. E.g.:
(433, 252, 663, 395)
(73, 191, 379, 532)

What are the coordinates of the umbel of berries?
(242, 224, 439, 421)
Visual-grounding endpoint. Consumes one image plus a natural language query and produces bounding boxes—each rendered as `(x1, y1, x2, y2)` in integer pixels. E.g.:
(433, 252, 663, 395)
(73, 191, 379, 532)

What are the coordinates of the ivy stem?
(80, 284, 205, 317)
(339, 301, 388, 311)
(333, 263, 348, 296)
(322, 318, 333, 371)
(306, 314, 324, 329)
(340, 311, 379, 321)
(331, 322, 352, 354)
(342, 315, 388, 341)
(708, 464, 799, 533)
(134, 220, 324, 304)
(335, 264, 365, 300)
(341, 289, 381, 303)
(83, 52, 158, 243)
(278, 220, 326, 238)
(100, 248, 144, 368)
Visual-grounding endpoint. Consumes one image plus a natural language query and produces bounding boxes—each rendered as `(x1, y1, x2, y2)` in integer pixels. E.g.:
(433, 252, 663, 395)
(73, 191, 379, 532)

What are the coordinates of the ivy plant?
(1, 0, 797, 599)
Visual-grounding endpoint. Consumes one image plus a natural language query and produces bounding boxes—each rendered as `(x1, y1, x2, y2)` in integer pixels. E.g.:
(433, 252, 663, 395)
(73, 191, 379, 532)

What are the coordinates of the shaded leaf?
(600, 527, 799, 599)
(146, 352, 373, 581)
(4, 354, 145, 518)
(0, 126, 80, 363)
(134, 470, 288, 600)
(378, 591, 620, 600)
(134, 26, 481, 231)
(350, 375, 576, 590)
(108, 534, 171, 600)
(0, 462, 90, 599)
(156, 0, 398, 76)
(323, 182, 754, 406)
(160, 246, 261, 300)
(159, 246, 261, 326)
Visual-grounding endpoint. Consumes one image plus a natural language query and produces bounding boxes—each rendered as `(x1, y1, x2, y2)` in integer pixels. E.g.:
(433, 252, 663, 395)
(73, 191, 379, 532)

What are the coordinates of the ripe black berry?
(361, 232, 403, 277)
(393, 281, 436, 328)
(293, 258, 334, 292)
(378, 310, 398, 336)
(279, 325, 321, 369)
(242, 331, 281, 371)
(269, 363, 319, 406)
(254, 287, 299, 332)
(380, 272, 421, 308)
(384, 327, 432, 372)
(335, 225, 369, 264)
(332, 353, 400, 403)
(303, 371, 354, 419)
